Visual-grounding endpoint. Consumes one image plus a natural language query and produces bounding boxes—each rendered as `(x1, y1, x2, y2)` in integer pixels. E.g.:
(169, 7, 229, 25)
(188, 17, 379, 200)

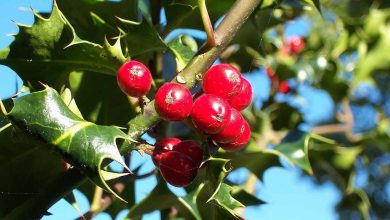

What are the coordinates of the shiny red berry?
(117, 60, 152, 97)
(228, 78, 253, 111)
(155, 82, 193, 121)
(191, 94, 231, 134)
(279, 81, 291, 94)
(172, 140, 203, 166)
(219, 119, 251, 151)
(211, 108, 245, 143)
(288, 36, 305, 55)
(202, 64, 242, 99)
(152, 138, 182, 166)
(159, 151, 198, 187)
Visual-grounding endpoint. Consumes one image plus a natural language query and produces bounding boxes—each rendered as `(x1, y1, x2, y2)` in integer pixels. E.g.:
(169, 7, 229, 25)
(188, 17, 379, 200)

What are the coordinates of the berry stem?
(198, 0, 217, 47)
(120, 0, 262, 154)
(0, 98, 7, 117)
(89, 186, 104, 216)
(135, 143, 155, 156)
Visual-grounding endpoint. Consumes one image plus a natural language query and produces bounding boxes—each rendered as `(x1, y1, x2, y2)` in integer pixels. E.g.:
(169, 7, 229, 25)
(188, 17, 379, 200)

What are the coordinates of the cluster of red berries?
(192, 64, 253, 151)
(117, 61, 253, 186)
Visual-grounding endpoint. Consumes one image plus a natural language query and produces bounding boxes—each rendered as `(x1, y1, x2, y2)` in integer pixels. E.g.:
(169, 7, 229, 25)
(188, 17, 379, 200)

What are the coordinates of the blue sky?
(0, 1, 340, 219)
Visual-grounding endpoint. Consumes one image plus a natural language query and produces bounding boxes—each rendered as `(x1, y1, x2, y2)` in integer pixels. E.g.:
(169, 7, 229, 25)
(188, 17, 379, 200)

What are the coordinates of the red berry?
(228, 78, 253, 111)
(202, 64, 242, 99)
(279, 81, 291, 94)
(117, 60, 152, 97)
(288, 36, 305, 55)
(152, 138, 182, 166)
(191, 94, 231, 134)
(219, 119, 251, 151)
(159, 151, 198, 187)
(155, 82, 193, 121)
(211, 108, 245, 143)
(266, 67, 275, 78)
(172, 140, 203, 166)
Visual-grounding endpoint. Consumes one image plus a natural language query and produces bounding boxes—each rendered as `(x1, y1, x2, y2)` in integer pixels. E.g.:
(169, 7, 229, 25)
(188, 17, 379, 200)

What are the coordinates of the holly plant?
(1, 0, 390, 219)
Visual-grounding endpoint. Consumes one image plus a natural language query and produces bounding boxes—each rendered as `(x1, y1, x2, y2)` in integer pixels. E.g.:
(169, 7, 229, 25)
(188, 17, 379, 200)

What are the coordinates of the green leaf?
(56, 0, 138, 44)
(274, 134, 313, 174)
(220, 148, 281, 180)
(128, 180, 201, 220)
(168, 35, 197, 72)
(60, 87, 83, 119)
(309, 142, 362, 190)
(231, 186, 265, 206)
(276, 133, 362, 178)
(355, 25, 390, 84)
(337, 190, 371, 220)
(64, 192, 84, 218)
(0, 4, 124, 89)
(196, 158, 244, 220)
(163, 0, 235, 32)
(0, 124, 64, 218)
(300, 0, 321, 13)
(5, 86, 132, 201)
(207, 183, 244, 214)
(119, 17, 167, 57)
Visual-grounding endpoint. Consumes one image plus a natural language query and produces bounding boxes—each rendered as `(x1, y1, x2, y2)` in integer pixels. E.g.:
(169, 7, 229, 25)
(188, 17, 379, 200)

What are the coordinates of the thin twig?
(198, 0, 217, 47)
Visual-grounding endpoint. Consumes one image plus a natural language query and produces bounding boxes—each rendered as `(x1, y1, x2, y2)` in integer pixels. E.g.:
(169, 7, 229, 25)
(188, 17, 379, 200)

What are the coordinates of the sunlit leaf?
(168, 35, 197, 72)
(0, 4, 124, 89)
(5, 86, 133, 201)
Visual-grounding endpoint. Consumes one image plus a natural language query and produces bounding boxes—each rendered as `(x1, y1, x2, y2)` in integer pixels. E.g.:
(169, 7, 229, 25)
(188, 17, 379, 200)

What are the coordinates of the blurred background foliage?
(1, 0, 390, 219)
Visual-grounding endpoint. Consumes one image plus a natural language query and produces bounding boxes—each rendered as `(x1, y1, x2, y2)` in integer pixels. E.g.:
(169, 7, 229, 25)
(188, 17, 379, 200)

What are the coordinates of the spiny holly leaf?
(275, 133, 359, 176)
(0, 124, 65, 218)
(60, 87, 83, 119)
(0, 2, 134, 125)
(196, 158, 244, 220)
(355, 25, 390, 84)
(168, 35, 197, 72)
(207, 183, 244, 215)
(56, 0, 138, 43)
(103, 165, 140, 218)
(163, 0, 235, 32)
(310, 143, 362, 190)
(275, 133, 313, 174)
(4, 86, 133, 201)
(119, 17, 167, 57)
(128, 180, 201, 219)
(231, 186, 265, 206)
(337, 189, 371, 220)
(220, 147, 281, 180)
(0, 3, 124, 89)
(63, 192, 84, 218)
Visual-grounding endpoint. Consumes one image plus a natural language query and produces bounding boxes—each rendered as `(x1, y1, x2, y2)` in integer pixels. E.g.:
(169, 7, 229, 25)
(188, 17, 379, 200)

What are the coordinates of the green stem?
(0, 98, 8, 117)
(198, 0, 217, 47)
(120, 0, 262, 154)
(90, 186, 104, 215)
